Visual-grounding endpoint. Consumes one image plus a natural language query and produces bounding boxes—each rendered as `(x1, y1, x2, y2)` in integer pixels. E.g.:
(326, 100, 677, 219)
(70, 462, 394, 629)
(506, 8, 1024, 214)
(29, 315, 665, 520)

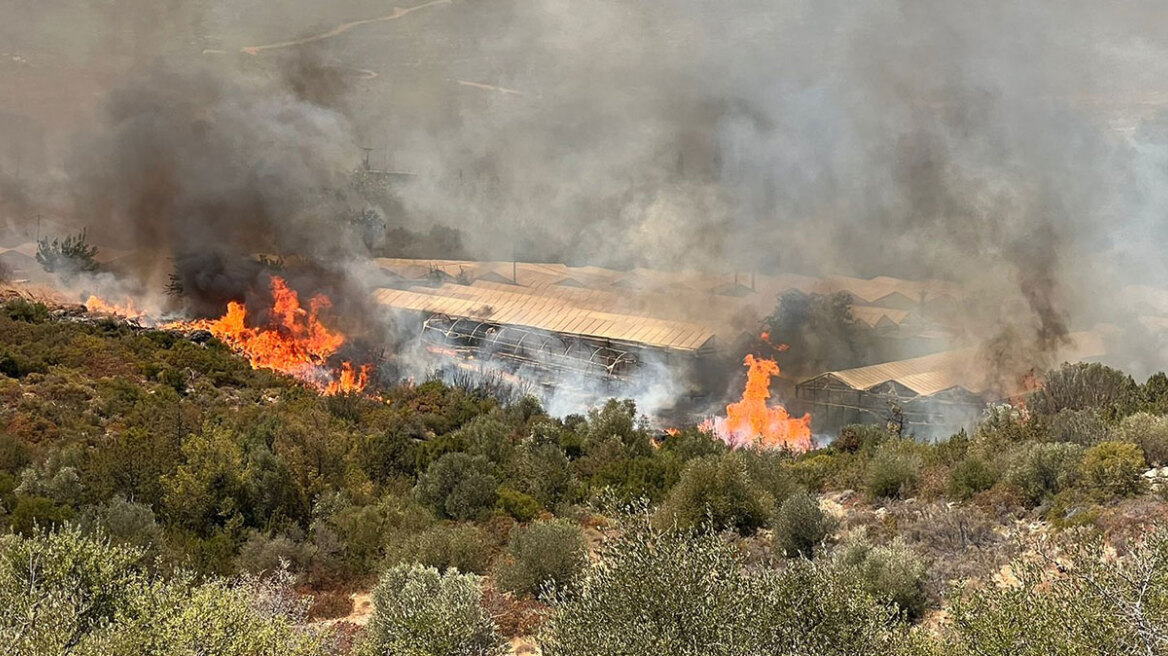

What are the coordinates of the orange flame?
(703, 354, 812, 451)
(86, 295, 146, 321)
(168, 277, 371, 395)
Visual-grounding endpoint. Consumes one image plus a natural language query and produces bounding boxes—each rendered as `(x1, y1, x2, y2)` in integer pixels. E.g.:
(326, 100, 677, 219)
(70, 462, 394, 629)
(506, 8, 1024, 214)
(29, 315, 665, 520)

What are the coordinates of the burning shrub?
(494, 518, 588, 598)
(773, 492, 837, 559)
(414, 453, 499, 521)
(865, 440, 925, 500)
(1112, 412, 1168, 466)
(1077, 441, 1146, 500)
(357, 563, 506, 656)
(1004, 442, 1084, 506)
(654, 454, 770, 536)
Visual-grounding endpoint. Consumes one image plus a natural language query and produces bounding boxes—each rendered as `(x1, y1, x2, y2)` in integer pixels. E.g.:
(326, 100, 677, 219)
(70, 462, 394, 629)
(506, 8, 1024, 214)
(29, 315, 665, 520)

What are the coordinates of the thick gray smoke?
(3, 0, 1168, 379)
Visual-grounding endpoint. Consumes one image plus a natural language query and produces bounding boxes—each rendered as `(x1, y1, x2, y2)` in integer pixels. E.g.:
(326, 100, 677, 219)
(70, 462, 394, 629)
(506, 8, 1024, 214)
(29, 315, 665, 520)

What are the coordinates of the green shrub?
(947, 528, 1168, 655)
(866, 440, 924, 500)
(1005, 442, 1084, 506)
(837, 539, 930, 622)
(415, 453, 499, 521)
(494, 518, 588, 598)
(654, 455, 770, 535)
(1032, 362, 1140, 419)
(1, 299, 50, 323)
(0, 526, 334, 656)
(1112, 412, 1168, 466)
(496, 486, 540, 522)
(540, 520, 903, 656)
(9, 495, 74, 536)
(1077, 441, 1146, 500)
(357, 563, 506, 656)
(773, 492, 836, 559)
(832, 424, 890, 454)
(391, 523, 495, 575)
(235, 530, 314, 575)
(1045, 408, 1109, 445)
(948, 454, 998, 501)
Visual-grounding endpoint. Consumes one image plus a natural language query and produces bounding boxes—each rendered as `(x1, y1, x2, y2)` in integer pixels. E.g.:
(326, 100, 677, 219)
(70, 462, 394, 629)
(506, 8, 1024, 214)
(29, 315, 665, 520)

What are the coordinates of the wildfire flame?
(86, 295, 146, 321)
(703, 354, 812, 451)
(168, 276, 371, 395)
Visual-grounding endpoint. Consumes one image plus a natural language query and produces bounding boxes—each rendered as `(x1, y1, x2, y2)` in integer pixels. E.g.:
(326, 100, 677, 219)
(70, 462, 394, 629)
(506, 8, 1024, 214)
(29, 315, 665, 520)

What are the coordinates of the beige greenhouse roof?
(373, 285, 717, 352)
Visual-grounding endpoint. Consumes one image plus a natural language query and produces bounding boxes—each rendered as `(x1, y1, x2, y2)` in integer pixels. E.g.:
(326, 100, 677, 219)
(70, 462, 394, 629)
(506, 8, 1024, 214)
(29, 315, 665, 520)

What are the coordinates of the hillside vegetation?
(6, 299, 1168, 655)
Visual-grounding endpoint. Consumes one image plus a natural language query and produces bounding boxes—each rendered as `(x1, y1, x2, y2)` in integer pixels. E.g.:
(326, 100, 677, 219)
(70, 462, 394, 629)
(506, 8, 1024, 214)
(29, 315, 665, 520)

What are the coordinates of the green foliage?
(866, 440, 925, 500)
(948, 454, 999, 501)
(494, 518, 588, 598)
(1004, 442, 1085, 506)
(837, 539, 930, 622)
(357, 563, 506, 656)
(773, 492, 836, 559)
(541, 519, 905, 656)
(0, 526, 333, 656)
(9, 495, 74, 536)
(1077, 441, 1146, 499)
(1045, 408, 1109, 445)
(391, 522, 495, 575)
(496, 486, 540, 522)
(833, 423, 890, 454)
(35, 230, 99, 276)
(655, 454, 770, 535)
(1, 299, 50, 323)
(1032, 362, 1140, 420)
(946, 529, 1168, 656)
(415, 453, 499, 521)
(1112, 412, 1168, 465)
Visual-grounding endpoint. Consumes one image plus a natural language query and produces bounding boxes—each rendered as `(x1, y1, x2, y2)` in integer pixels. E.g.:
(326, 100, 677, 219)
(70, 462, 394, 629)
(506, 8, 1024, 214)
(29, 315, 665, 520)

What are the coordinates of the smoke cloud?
(3, 0, 1168, 384)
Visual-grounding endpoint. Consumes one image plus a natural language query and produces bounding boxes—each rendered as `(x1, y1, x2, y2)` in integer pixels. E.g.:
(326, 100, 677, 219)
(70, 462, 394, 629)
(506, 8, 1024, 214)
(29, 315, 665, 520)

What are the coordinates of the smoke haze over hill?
(3, 0, 1168, 376)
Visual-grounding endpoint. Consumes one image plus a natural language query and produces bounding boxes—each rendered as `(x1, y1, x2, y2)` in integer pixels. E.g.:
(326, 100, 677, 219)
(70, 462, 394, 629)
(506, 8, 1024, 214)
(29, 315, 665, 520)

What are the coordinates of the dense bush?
(948, 454, 998, 500)
(357, 563, 506, 656)
(837, 539, 930, 622)
(1005, 442, 1085, 506)
(1031, 362, 1140, 419)
(0, 526, 334, 656)
(654, 454, 770, 535)
(541, 519, 906, 656)
(773, 492, 836, 559)
(832, 424, 890, 454)
(391, 522, 495, 575)
(1112, 412, 1168, 466)
(866, 440, 925, 500)
(1045, 408, 1109, 445)
(414, 453, 499, 521)
(947, 529, 1168, 655)
(494, 518, 588, 598)
(1077, 441, 1146, 500)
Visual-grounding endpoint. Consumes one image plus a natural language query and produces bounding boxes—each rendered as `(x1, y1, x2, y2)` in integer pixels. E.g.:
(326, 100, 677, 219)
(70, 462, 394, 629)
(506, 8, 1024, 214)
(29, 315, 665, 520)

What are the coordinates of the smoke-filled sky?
(3, 0, 1168, 373)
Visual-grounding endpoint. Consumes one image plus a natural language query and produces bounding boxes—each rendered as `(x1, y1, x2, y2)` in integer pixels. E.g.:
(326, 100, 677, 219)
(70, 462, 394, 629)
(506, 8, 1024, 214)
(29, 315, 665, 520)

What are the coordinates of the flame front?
(168, 277, 370, 395)
(86, 295, 146, 321)
(703, 354, 812, 451)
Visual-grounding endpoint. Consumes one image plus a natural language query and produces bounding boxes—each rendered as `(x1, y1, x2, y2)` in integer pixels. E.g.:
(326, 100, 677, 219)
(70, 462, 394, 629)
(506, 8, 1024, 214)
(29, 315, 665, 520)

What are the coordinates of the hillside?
(6, 298, 1168, 654)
